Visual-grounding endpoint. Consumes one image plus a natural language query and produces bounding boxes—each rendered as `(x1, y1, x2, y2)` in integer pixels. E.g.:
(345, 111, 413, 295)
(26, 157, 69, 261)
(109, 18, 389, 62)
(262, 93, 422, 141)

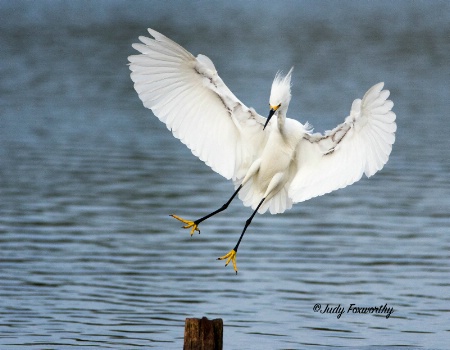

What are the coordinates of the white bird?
(128, 28, 396, 273)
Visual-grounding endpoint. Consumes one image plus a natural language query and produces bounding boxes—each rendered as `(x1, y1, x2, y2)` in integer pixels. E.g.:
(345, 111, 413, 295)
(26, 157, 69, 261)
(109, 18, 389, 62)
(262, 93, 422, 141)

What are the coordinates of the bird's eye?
(269, 104, 281, 111)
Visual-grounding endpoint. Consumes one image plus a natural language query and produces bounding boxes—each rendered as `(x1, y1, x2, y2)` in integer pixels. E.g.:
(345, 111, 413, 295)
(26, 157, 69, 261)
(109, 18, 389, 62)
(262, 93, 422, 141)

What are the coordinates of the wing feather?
(128, 28, 268, 180)
(289, 83, 396, 203)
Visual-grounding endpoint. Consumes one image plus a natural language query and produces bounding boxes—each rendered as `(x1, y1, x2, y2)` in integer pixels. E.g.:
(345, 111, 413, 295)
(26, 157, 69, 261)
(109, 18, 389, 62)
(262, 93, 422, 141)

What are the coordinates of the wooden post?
(184, 317, 223, 350)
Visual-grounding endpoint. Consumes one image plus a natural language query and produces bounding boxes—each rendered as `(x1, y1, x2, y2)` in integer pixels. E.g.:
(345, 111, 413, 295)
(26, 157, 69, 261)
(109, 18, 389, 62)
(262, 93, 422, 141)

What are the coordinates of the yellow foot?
(170, 214, 200, 236)
(217, 249, 238, 274)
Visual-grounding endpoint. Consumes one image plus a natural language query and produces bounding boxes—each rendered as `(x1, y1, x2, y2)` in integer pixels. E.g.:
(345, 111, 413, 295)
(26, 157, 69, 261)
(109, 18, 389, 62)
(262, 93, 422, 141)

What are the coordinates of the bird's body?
(128, 28, 397, 273)
(240, 115, 306, 213)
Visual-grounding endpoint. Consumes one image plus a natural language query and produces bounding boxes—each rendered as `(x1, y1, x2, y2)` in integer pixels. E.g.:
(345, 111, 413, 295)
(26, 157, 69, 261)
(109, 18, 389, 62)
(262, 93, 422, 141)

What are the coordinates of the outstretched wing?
(128, 28, 268, 181)
(289, 82, 396, 202)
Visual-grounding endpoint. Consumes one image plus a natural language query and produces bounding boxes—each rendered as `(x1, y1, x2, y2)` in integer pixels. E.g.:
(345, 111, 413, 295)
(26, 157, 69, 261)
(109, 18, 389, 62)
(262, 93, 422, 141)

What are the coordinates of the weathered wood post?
(183, 317, 223, 350)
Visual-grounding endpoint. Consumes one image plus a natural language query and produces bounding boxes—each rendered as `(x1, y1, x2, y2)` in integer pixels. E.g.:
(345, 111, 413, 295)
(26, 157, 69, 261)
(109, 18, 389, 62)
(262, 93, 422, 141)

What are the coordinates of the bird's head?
(264, 67, 294, 130)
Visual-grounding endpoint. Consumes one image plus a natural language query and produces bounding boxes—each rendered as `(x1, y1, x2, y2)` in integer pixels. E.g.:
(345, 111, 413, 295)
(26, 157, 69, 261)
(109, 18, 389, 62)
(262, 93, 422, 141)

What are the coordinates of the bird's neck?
(276, 111, 286, 133)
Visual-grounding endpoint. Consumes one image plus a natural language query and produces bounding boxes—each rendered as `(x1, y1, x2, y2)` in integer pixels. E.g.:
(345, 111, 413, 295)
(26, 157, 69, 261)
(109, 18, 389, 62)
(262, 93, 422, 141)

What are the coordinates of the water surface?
(1, 1, 449, 349)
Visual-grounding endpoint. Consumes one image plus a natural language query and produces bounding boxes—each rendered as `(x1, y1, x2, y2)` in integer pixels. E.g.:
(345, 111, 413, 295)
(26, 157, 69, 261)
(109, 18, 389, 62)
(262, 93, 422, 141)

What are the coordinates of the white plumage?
(129, 28, 396, 213)
(128, 28, 396, 272)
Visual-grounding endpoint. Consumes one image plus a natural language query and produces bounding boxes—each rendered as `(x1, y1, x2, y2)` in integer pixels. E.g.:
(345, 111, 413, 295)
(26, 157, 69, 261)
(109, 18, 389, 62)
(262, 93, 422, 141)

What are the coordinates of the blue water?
(1, 1, 449, 349)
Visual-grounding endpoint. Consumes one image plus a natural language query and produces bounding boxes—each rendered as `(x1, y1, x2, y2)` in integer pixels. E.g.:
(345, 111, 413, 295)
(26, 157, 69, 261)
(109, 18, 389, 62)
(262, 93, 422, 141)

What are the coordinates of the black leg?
(194, 184, 243, 226)
(233, 197, 265, 252)
(171, 184, 243, 236)
(217, 197, 266, 273)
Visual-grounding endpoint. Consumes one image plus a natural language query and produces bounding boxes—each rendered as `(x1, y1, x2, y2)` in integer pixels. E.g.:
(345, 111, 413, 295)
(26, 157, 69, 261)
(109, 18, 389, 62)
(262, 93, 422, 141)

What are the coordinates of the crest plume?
(270, 67, 294, 107)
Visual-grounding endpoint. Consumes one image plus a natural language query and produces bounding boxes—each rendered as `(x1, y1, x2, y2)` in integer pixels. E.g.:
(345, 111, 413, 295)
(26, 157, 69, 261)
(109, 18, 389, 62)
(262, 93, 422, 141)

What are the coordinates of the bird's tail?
(235, 179, 293, 215)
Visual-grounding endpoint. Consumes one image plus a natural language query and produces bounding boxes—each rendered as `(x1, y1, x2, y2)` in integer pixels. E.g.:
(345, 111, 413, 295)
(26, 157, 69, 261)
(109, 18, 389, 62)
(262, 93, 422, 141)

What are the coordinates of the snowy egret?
(128, 28, 396, 273)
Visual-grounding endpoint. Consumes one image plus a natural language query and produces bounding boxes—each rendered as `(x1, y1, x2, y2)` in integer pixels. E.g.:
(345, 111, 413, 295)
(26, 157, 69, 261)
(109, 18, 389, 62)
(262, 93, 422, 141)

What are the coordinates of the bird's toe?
(170, 214, 200, 236)
(217, 249, 238, 274)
